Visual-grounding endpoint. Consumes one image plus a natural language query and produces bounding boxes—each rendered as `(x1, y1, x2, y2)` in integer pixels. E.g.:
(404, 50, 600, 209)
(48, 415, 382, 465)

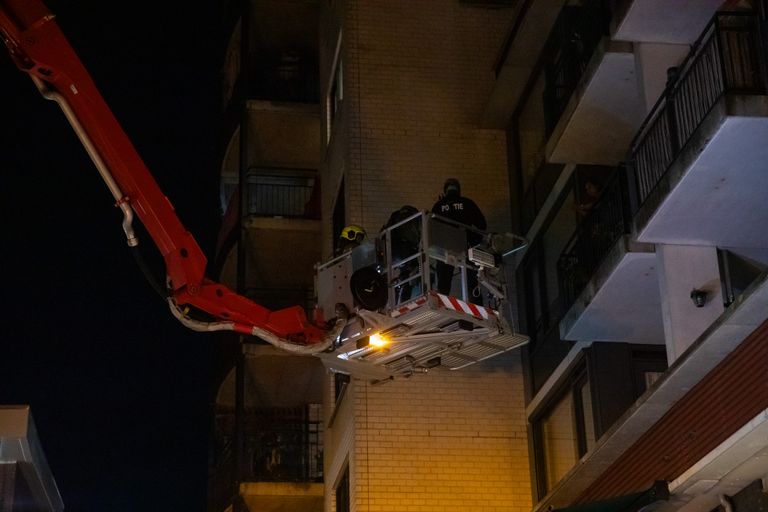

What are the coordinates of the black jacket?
(431, 194, 486, 246)
(431, 195, 486, 230)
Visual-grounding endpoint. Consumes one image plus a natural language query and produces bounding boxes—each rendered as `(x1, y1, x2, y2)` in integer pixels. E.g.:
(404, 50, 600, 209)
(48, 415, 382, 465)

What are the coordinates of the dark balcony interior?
(552, 163, 660, 344)
(247, 2, 320, 103)
(210, 405, 323, 511)
(558, 165, 632, 312)
(629, 12, 768, 245)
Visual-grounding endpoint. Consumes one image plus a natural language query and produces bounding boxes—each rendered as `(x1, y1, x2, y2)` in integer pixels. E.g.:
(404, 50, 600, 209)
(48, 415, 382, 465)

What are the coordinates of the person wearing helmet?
(431, 178, 487, 302)
(336, 224, 367, 255)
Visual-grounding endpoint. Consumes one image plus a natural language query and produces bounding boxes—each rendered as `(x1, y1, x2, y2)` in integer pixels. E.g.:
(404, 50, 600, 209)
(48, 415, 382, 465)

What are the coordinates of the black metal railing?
(629, 12, 766, 213)
(542, 0, 611, 135)
(214, 405, 323, 485)
(244, 405, 323, 483)
(246, 168, 320, 219)
(558, 167, 631, 309)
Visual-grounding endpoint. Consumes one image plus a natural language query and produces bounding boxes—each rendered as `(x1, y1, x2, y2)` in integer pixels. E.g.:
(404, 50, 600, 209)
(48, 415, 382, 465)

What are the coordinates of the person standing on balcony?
(382, 205, 422, 303)
(573, 179, 602, 220)
(431, 178, 486, 302)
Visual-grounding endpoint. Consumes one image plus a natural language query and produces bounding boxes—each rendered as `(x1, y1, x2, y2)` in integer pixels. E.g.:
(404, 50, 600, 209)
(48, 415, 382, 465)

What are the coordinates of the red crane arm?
(0, 0, 344, 350)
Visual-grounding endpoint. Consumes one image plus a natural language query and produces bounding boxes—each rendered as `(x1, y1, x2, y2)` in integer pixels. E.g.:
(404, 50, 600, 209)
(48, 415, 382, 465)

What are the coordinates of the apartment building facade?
(318, 2, 531, 512)
(210, 1, 532, 510)
(209, 1, 327, 511)
(492, 0, 768, 511)
(210, 0, 768, 511)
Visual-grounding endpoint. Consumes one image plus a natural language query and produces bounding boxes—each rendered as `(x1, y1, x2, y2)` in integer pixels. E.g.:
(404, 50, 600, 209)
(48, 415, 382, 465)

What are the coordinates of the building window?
(326, 31, 343, 143)
(538, 363, 594, 492)
(335, 465, 350, 512)
(541, 387, 579, 489)
(532, 344, 667, 497)
(574, 371, 596, 455)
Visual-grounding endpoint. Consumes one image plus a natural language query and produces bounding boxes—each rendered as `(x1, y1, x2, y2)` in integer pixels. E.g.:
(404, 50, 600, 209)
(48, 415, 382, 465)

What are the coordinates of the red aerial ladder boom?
(0, 0, 345, 352)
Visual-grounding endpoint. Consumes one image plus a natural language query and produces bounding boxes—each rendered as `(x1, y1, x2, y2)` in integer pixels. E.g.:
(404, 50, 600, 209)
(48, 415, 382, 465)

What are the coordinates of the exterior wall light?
(690, 288, 708, 308)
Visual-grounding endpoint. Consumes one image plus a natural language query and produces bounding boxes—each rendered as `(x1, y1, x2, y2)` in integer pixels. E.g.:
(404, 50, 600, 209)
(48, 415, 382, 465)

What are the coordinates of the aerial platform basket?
(314, 210, 529, 382)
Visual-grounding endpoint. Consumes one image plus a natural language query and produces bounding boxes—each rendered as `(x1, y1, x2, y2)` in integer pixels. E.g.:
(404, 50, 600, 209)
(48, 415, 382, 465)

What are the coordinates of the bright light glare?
(369, 333, 388, 348)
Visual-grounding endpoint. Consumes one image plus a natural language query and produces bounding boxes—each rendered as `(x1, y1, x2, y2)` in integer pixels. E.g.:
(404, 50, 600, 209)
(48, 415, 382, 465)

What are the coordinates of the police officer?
(431, 178, 486, 301)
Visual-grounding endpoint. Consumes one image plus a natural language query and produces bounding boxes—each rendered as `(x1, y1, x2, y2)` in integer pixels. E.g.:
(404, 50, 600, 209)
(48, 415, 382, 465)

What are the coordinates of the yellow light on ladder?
(369, 333, 389, 348)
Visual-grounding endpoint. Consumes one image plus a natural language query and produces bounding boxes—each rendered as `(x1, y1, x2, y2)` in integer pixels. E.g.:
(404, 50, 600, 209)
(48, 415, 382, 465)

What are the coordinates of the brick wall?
(351, 354, 530, 512)
(320, 1, 532, 511)
(320, 0, 515, 255)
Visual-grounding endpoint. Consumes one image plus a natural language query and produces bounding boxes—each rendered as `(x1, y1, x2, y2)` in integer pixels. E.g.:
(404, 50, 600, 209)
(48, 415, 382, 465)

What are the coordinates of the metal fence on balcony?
(542, 0, 611, 135)
(213, 404, 323, 486)
(558, 167, 631, 309)
(245, 168, 320, 219)
(629, 12, 767, 214)
(245, 405, 323, 483)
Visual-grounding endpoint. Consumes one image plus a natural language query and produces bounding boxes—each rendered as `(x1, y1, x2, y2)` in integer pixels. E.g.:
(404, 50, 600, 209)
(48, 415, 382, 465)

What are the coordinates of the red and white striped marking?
(390, 296, 428, 318)
(433, 292, 495, 321)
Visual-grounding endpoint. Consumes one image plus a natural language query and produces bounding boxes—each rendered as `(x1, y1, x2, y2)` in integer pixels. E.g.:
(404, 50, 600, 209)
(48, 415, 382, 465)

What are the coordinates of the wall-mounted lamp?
(690, 288, 708, 308)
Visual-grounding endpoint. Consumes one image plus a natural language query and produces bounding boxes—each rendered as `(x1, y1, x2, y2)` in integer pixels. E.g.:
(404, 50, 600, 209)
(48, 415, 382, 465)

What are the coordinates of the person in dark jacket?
(431, 178, 486, 301)
(382, 205, 421, 303)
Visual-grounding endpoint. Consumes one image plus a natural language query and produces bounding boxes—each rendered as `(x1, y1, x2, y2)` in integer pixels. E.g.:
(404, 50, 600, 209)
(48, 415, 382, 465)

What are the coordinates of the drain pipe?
(32, 76, 138, 247)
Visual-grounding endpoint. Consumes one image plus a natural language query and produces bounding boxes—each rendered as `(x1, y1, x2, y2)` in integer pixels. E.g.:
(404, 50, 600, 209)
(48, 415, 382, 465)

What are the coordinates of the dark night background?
(0, 1, 223, 510)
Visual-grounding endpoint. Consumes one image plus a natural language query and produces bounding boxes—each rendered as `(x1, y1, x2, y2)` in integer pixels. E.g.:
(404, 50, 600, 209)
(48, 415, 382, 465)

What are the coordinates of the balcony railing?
(558, 167, 632, 309)
(542, 0, 611, 135)
(246, 168, 320, 219)
(213, 405, 323, 485)
(629, 12, 767, 214)
(245, 405, 323, 483)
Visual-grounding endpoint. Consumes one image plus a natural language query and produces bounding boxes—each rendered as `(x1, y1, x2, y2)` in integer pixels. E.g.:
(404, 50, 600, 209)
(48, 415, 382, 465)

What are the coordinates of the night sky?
(0, 1, 222, 510)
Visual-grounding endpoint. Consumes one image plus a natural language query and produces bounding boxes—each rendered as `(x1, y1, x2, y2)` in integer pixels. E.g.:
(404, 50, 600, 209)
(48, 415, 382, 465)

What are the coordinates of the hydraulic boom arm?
(0, 0, 345, 352)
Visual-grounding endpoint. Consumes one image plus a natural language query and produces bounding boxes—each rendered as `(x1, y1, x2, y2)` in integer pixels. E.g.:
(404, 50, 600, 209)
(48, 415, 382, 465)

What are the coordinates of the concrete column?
(656, 244, 725, 363)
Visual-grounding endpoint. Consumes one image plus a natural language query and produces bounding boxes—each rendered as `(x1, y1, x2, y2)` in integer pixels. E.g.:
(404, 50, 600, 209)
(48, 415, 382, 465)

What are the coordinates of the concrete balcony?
(630, 13, 768, 248)
(545, 38, 644, 166)
(481, 0, 563, 128)
(217, 216, 321, 311)
(530, 0, 645, 166)
(612, 0, 723, 44)
(558, 170, 663, 343)
(239, 482, 323, 512)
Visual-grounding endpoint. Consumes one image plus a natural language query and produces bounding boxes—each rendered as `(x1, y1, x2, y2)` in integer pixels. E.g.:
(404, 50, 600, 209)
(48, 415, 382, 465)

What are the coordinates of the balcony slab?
(560, 236, 661, 342)
(546, 40, 644, 166)
(240, 482, 323, 512)
(636, 95, 768, 248)
(612, 0, 723, 44)
(482, 0, 563, 128)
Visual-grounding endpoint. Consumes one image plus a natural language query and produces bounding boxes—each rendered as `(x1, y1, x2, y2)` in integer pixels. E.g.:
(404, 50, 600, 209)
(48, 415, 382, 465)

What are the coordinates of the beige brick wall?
(321, 0, 515, 255)
(350, 354, 530, 512)
(320, 2, 532, 511)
